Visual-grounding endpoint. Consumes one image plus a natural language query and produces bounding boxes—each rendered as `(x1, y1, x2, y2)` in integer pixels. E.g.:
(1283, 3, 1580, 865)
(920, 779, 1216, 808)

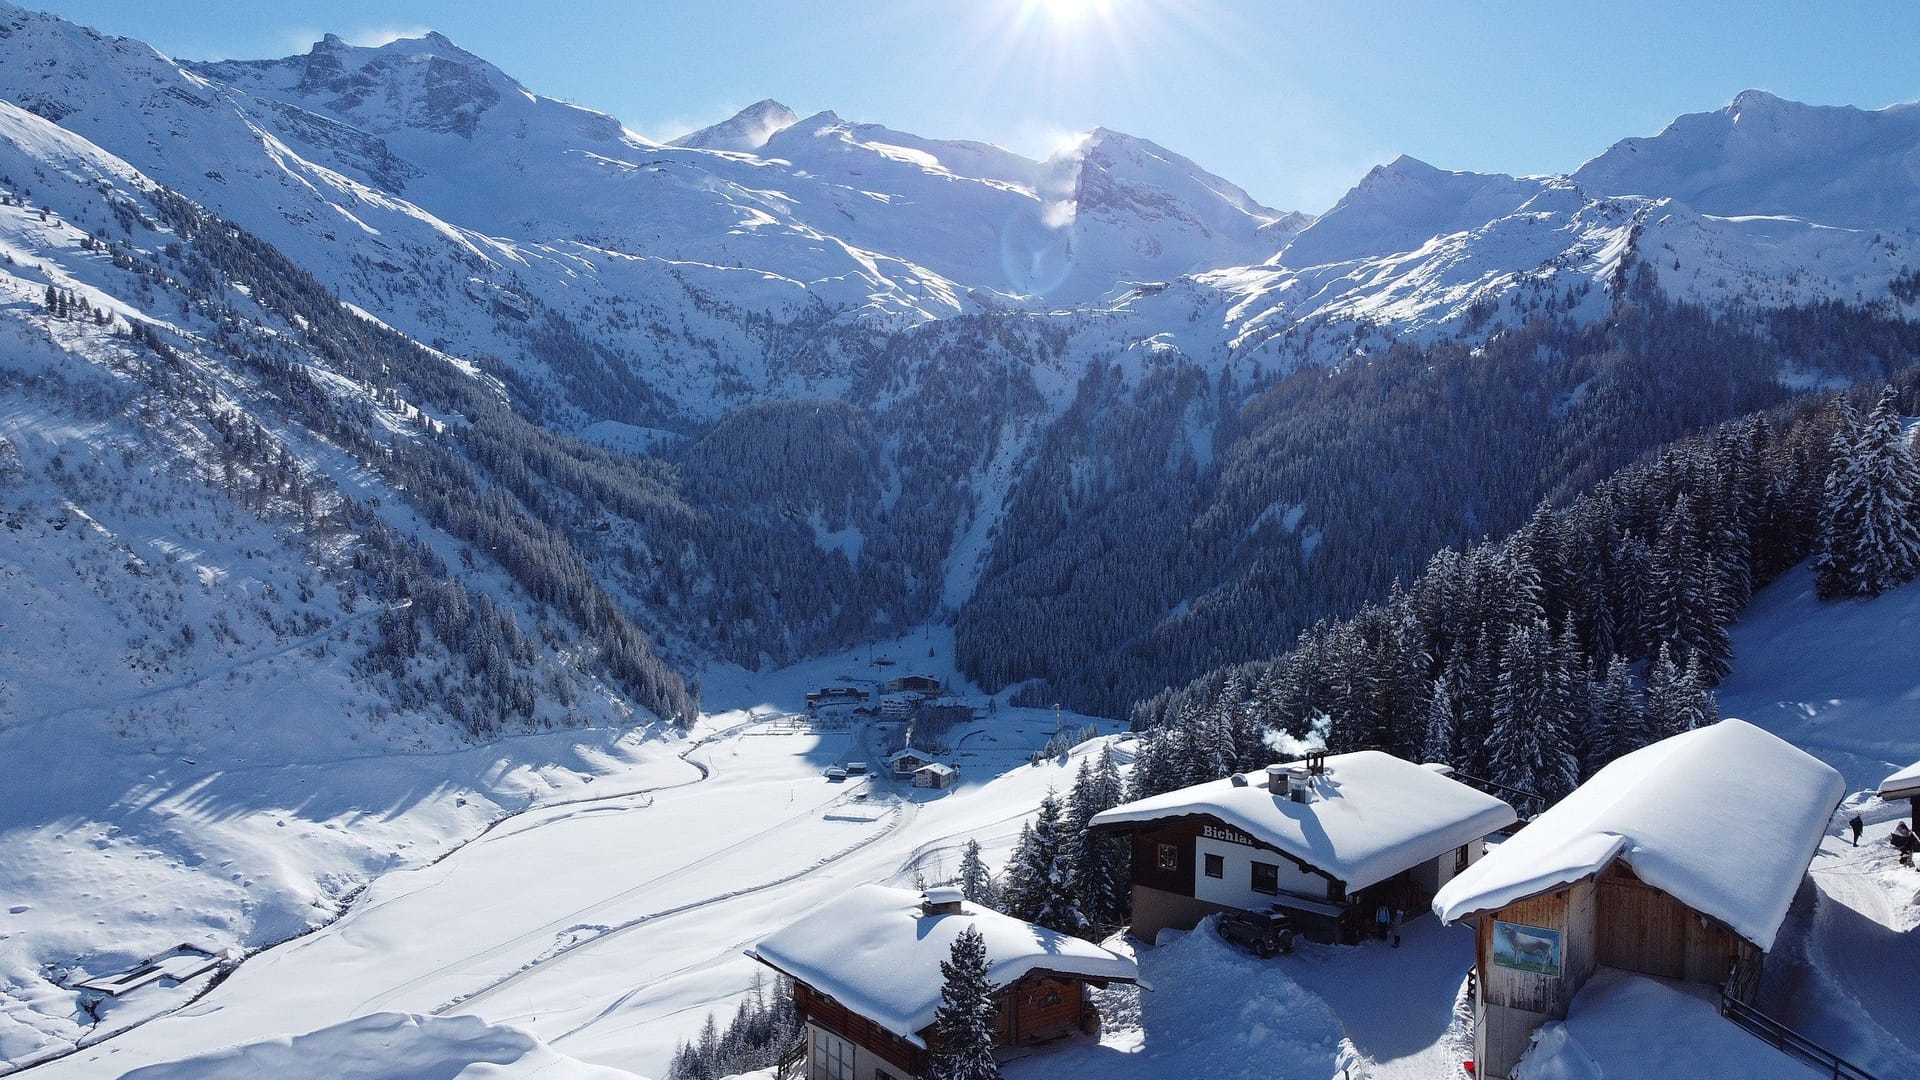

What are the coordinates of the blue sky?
(23, 1, 1920, 212)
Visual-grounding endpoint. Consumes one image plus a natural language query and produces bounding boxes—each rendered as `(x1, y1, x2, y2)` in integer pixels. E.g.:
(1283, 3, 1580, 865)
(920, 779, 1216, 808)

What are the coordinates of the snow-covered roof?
(886, 748, 933, 763)
(1087, 751, 1517, 892)
(1879, 759, 1920, 801)
(747, 885, 1138, 1045)
(1433, 719, 1845, 950)
(915, 762, 955, 776)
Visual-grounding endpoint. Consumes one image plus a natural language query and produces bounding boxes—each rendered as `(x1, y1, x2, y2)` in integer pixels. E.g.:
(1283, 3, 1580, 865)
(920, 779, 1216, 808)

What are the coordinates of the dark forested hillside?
(1126, 363, 1920, 809)
(956, 279, 1920, 716)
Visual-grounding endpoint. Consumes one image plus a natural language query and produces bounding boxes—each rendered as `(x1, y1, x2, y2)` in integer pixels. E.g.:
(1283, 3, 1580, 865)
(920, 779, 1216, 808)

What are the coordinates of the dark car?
(1217, 908, 1296, 957)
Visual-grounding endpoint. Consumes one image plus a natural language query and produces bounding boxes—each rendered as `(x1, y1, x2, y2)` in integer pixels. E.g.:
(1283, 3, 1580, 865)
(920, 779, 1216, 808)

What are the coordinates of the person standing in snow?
(1391, 906, 1404, 948)
(1374, 903, 1391, 941)
(1849, 814, 1864, 846)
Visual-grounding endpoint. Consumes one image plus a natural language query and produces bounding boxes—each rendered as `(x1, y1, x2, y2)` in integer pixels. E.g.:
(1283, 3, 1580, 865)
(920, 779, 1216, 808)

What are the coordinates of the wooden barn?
(748, 885, 1138, 1080)
(1433, 718, 1845, 1080)
(1089, 751, 1516, 944)
(1879, 759, 1920, 826)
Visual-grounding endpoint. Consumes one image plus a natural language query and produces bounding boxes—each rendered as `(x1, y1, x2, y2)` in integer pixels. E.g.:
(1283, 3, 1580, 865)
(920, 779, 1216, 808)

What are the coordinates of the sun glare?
(1023, 0, 1117, 27)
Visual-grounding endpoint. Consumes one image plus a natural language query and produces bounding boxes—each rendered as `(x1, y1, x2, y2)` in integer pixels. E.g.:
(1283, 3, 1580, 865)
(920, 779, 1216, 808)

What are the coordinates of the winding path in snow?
(17, 711, 792, 1077)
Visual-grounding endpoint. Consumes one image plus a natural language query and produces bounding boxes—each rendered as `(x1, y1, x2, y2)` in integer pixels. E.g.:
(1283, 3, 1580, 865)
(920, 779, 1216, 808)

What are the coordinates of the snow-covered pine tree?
(1675, 653, 1720, 734)
(928, 925, 1001, 1080)
(1000, 821, 1038, 920)
(1642, 643, 1693, 739)
(1848, 386, 1920, 595)
(1004, 791, 1086, 935)
(957, 838, 996, 908)
(1646, 495, 1733, 682)
(1587, 654, 1651, 770)
(1487, 619, 1580, 815)
(1815, 400, 1866, 598)
(1420, 674, 1459, 766)
(1063, 744, 1129, 932)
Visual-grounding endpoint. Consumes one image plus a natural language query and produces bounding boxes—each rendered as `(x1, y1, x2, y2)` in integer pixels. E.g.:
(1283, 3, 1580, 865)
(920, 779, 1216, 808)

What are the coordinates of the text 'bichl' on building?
(1432, 718, 1845, 1080)
(1088, 750, 1517, 943)
(747, 884, 1139, 1080)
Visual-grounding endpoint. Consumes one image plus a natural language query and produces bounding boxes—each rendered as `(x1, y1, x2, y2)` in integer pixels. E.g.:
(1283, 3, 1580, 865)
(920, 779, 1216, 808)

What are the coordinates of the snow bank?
(748, 884, 1137, 1045)
(1001, 922, 1350, 1080)
(119, 1012, 642, 1080)
(1434, 719, 1844, 950)
(1089, 751, 1516, 891)
(1521, 969, 1819, 1080)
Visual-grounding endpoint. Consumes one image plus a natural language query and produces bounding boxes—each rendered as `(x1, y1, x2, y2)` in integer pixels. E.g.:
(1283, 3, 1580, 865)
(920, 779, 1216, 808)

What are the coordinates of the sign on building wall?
(1201, 823, 1257, 847)
(1490, 920, 1563, 977)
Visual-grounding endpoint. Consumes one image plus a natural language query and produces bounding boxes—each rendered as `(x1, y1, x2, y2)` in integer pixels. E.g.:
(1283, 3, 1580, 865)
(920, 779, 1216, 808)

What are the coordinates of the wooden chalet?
(1878, 758, 1920, 827)
(748, 885, 1138, 1080)
(1433, 719, 1845, 1080)
(1089, 751, 1516, 944)
(887, 747, 936, 778)
(912, 761, 956, 789)
(885, 674, 943, 695)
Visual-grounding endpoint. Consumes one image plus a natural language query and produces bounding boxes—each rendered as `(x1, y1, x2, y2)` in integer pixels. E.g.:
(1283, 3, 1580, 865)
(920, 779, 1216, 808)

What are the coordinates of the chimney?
(1306, 750, 1328, 775)
(1266, 764, 1288, 792)
(1287, 767, 1313, 803)
(922, 887, 965, 916)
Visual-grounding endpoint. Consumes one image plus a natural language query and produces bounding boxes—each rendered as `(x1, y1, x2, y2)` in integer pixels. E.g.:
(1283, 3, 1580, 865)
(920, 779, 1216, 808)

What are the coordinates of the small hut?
(1433, 719, 1844, 1080)
(748, 885, 1138, 1080)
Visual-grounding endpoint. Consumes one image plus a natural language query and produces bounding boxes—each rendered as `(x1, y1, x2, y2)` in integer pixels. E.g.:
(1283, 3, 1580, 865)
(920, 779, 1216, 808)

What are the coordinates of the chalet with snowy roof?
(747, 885, 1139, 1080)
(885, 674, 943, 695)
(887, 747, 936, 778)
(807, 687, 867, 712)
(1089, 750, 1516, 943)
(1879, 759, 1920, 826)
(1432, 718, 1845, 1080)
(912, 762, 956, 789)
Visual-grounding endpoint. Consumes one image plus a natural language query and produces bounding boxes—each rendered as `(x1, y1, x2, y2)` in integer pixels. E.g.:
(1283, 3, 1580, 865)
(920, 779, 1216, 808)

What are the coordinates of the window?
(1454, 843, 1471, 874)
(1204, 853, 1224, 879)
(1157, 843, 1178, 871)
(808, 1027, 855, 1080)
(1251, 861, 1279, 895)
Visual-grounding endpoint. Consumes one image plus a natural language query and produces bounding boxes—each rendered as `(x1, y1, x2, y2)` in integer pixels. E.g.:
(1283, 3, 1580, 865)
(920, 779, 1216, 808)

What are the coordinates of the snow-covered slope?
(1573, 90, 1920, 229)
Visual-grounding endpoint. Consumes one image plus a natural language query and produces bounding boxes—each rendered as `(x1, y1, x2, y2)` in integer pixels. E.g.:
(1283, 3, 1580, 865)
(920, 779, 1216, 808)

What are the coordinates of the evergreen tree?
(957, 838, 996, 908)
(928, 926, 1001, 1080)
(1420, 674, 1459, 765)
(1001, 791, 1086, 935)
(1646, 495, 1733, 681)
(1487, 619, 1580, 814)
(1587, 654, 1651, 771)
(1848, 386, 1920, 595)
(1062, 745, 1130, 931)
(1815, 401, 1867, 598)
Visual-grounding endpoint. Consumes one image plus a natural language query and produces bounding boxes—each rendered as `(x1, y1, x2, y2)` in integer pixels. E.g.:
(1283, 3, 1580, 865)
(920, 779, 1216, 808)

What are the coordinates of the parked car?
(1217, 909, 1295, 957)
(824, 766, 847, 782)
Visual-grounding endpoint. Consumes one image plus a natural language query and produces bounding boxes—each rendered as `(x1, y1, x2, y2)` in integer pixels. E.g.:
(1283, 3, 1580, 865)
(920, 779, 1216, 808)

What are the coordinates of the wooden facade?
(793, 970, 1098, 1080)
(1470, 862, 1763, 1080)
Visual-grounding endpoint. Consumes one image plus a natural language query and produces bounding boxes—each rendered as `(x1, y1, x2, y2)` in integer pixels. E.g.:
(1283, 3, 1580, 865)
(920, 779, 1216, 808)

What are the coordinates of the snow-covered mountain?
(7, 3, 1920, 1074)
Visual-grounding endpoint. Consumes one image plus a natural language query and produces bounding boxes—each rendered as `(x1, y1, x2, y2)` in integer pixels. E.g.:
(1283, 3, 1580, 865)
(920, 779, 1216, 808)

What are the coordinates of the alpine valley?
(3, 2, 1920, 1077)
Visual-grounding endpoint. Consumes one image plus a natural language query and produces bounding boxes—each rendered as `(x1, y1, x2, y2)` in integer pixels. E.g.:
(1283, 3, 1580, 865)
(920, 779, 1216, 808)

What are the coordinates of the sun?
(1021, 0, 1120, 28)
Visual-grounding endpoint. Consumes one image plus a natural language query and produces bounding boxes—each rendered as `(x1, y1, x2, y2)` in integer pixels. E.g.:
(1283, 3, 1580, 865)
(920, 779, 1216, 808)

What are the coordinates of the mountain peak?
(670, 98, 800, 153)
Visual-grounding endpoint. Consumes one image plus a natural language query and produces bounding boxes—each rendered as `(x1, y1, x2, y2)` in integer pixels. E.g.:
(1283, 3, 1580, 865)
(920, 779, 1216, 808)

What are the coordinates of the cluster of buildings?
(751, 717, 1891, 1080)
